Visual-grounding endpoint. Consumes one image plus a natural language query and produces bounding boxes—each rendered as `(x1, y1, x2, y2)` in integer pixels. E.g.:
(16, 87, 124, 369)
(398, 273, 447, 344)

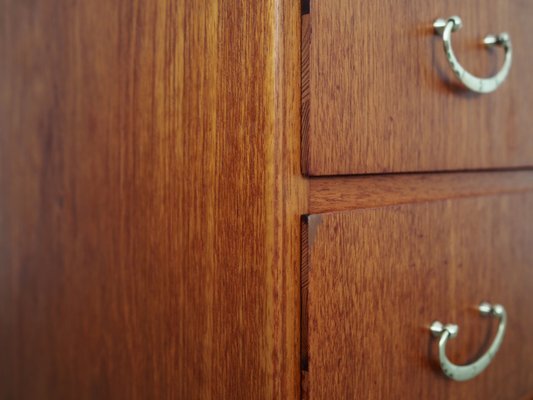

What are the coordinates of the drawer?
(302, 1, 533, 175)
(302, 193, 533, 399)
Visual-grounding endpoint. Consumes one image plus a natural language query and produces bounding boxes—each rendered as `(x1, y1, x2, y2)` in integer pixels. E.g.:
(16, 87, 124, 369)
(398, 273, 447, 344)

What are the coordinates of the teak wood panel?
(303, 193, 533, 399)
(308, 171, 533, 213)
(303, 1, 533, 175)
(0, 0, 305, 398)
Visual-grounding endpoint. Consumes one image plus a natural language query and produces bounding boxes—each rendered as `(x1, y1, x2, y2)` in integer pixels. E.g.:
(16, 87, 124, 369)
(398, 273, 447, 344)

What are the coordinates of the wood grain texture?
(304, 0, 533, 175)
(309, 170, 533, 213)
(301, 14, 311, 174)
(0, 0, 305, 398)
(304, 193, 533, 399)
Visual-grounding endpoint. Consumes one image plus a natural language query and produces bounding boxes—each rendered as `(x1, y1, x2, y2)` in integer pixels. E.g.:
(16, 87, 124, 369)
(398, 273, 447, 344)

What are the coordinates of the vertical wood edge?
(301, 13, 311, 176)
(301, 216, 309, 372)
(272, 0, 308, 398)
(300, 216, 310, 399)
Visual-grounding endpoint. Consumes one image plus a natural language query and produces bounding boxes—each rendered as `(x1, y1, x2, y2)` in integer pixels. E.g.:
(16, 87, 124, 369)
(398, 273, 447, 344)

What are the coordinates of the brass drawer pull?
(430, 302, 507, 381)
(433, 16, 512, 94)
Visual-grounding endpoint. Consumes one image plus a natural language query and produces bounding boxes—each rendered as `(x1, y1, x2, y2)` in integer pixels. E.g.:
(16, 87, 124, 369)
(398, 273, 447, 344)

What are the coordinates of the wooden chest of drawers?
(1, 0, 532, 398)
(301, 2, 533, 397)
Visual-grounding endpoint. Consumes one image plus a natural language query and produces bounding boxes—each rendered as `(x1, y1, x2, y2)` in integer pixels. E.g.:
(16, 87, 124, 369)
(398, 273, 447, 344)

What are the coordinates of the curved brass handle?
(430, 302, 507, 382)
(433, 16, 512, 94)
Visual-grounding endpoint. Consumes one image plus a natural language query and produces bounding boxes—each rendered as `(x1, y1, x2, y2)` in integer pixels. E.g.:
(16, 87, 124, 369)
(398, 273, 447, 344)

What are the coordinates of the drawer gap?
(302, 0, 310, 15)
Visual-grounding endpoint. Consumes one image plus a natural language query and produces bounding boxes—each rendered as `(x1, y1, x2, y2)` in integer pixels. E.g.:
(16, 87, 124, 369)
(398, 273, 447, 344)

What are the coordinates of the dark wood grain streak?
(303, 0, 533, 175)
(0, 1, 305, 398)
(304, 193, 533, 399)
(309, 171, 533, 213)
(301, 14, 311, 174)
(300, 218, 309, 372)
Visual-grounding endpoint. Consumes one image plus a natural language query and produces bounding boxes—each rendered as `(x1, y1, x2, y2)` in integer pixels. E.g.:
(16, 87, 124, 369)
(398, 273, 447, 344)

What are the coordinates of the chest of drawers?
(301, 2, 533, 397)
(1, 0, 532, 398)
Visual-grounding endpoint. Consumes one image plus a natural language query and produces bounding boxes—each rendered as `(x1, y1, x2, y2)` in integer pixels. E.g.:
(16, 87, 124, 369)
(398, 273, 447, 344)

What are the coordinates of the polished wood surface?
(303, 193, 533, 399)
(2, 0, 533, 398)
(303, 0, 533, 175)
(309, 170, 533, 213)
(0, 1, 304, 398)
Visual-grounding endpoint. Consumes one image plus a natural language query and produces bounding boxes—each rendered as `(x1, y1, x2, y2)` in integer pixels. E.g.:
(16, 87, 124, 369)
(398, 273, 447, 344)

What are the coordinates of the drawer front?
(302, 193, 533, 399)
(302, 1, 533, 175)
